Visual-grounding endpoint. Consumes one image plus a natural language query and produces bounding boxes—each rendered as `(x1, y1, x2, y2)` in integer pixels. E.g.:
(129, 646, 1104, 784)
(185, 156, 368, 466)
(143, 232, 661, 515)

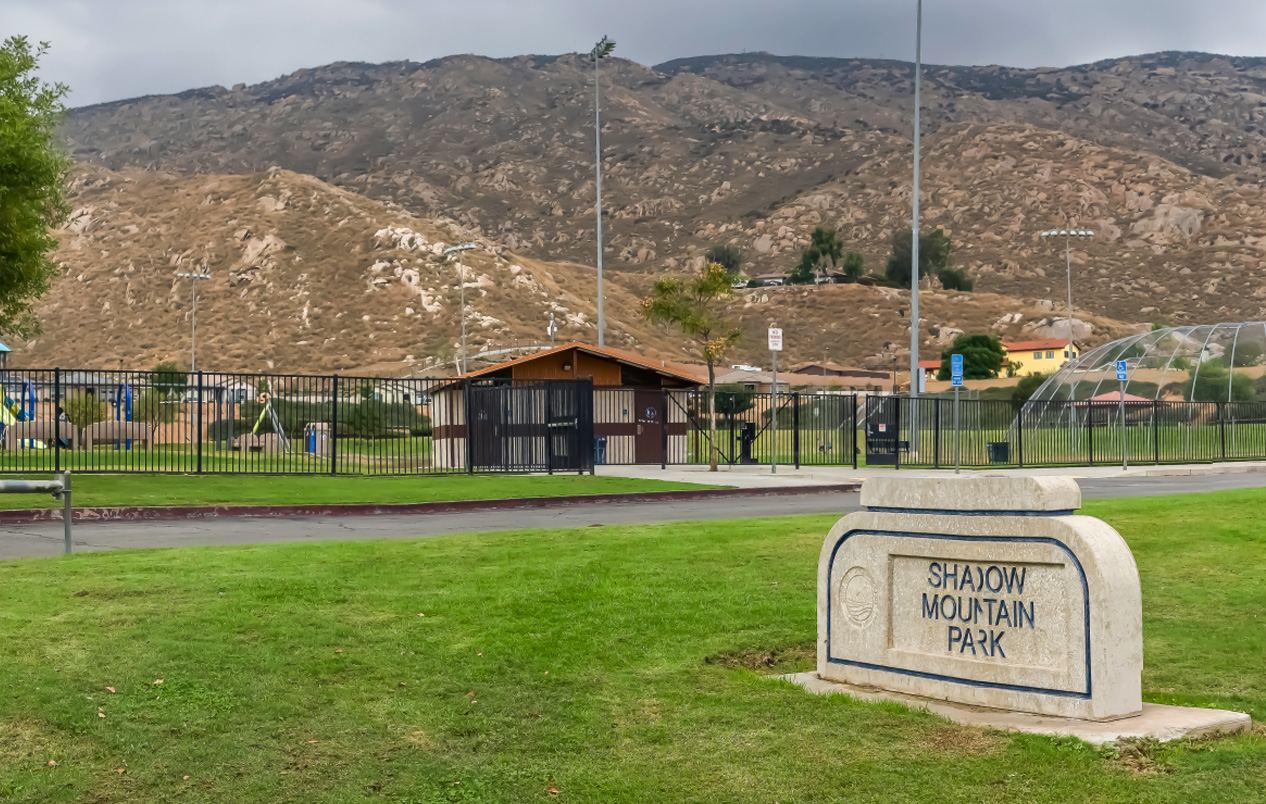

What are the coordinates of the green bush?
(63, 392, 107, 428)
(207, 419, 253, 442)
(133, 389, 180, 424)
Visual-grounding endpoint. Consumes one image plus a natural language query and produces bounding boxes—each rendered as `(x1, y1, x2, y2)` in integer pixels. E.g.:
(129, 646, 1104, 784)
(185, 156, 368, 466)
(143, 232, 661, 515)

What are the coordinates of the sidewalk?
(595, 461, 1266, 489)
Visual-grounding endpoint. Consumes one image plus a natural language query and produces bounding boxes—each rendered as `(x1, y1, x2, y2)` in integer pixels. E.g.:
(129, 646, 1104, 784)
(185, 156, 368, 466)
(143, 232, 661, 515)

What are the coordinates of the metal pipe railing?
(0, 472, 72, 553)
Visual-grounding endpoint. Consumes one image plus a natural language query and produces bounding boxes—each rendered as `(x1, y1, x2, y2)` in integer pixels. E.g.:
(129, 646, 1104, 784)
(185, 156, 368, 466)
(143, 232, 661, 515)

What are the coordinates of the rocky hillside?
(31, 49, 1266, 371)
(13, 165, 1137, 373)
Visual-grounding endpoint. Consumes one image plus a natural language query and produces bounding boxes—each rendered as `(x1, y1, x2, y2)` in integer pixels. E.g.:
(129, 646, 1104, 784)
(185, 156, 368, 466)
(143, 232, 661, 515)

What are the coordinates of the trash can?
(593, 437, 607, 465)
(986, 441, 1010, 464)
(738, 422, 758, 464)
(304, 422, 330, 457)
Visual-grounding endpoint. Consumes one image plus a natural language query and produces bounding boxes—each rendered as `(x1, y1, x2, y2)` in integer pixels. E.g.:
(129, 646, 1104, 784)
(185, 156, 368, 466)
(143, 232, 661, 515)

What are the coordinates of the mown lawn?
(0, 490, 1263, 802)
(0, 473, 721, 511)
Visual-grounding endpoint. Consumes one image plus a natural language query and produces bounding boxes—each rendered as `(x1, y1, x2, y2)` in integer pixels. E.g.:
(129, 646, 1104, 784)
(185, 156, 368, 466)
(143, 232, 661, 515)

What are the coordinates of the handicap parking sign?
(1115, 360, 1127, 381)
(951, 354, 963, 387)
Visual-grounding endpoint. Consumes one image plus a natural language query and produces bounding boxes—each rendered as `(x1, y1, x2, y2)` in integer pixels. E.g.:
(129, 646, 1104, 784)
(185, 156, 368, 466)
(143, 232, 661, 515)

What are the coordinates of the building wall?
(431, 387, 467, 469)
(1004, 344, 1079, 374)
(506, 349, 624, 386)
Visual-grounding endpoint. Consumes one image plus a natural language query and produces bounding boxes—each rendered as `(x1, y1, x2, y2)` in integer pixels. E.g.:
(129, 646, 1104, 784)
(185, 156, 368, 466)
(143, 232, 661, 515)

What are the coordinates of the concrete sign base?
(780, 672, 1250, 745)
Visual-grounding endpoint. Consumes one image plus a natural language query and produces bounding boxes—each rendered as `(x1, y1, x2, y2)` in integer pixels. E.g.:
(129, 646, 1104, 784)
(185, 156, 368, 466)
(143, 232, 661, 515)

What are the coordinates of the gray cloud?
(7, 0, 1265, 107)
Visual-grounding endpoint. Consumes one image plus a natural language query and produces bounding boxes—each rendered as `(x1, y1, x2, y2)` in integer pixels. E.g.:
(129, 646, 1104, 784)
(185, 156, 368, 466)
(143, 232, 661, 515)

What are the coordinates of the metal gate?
(465, 379, 594, 473)
(864, 395, 901, 466)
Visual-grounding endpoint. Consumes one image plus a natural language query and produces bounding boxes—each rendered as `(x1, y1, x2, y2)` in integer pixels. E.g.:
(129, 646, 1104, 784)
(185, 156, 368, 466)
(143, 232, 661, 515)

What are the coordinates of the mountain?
(17, 164, 1136, 373)
(32, 50, 1266, 370)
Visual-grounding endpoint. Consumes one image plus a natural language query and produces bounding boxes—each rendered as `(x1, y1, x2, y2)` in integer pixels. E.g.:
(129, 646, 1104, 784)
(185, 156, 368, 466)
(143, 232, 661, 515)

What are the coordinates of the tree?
(1182, 360, 1257, 403)
(0, 37, 71, 337)
(885, 228, 954, 288)
(935, 334, 1005, 380)
(704, 244, 743, 280)
(937, 267, 973, 291)
(1012, 372, 1049, 405)
(153, 361, 188, 399)
(842, 251, 864, 282)
(1006, 359, 1024, 378)
(791, 227, 845, 285)
(713, 383, 755, 420)
(641, 262, 742, 471)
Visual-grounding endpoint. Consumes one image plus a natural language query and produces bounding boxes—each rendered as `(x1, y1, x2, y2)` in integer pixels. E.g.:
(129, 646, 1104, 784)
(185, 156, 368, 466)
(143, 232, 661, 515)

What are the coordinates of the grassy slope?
(0, 491, 1264, 802)
(0, 474, 721, 511)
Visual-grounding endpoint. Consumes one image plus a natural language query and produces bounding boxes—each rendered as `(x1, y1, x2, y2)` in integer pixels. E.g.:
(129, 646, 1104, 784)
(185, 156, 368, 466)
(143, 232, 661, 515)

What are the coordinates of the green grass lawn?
(0, 473, 722, 511)
(0, 491, 1264, 802)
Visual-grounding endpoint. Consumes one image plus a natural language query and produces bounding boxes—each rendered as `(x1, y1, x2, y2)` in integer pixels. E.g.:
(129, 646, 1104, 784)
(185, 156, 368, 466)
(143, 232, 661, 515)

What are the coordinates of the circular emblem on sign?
(839, 566, 877, 628)
(645, 406, 657, 419)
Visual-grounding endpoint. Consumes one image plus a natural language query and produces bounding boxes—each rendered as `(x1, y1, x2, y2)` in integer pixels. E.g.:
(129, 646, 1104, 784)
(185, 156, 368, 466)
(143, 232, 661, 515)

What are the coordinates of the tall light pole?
(1040, 228, 1094, 350)
(909, 0, 923, 397)
(176, 271, 211, 372)
(590, 35, 615, 348)
(444, 243, 478, 374)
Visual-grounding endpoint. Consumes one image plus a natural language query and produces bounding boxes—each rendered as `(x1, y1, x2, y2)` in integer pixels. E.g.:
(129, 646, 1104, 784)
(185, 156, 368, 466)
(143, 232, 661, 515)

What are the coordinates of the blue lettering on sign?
(921, 561, 1034, 660)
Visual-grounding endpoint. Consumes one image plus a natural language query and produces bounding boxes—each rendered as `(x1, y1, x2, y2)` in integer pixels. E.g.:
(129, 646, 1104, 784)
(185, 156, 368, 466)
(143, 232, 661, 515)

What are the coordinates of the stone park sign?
(818, 475, 1141, 721)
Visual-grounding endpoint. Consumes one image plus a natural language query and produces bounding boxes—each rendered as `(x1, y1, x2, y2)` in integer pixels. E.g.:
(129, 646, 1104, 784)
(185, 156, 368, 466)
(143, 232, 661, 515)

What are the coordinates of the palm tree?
(641, 263, 741, 471)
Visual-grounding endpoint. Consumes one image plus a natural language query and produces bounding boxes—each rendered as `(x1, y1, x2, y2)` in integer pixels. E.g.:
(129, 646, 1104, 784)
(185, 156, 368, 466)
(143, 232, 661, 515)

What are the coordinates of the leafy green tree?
(714, 383, 755, 419)
(704, 244, 743, 280)
(153, 360, 188, 399)
(1012, 372, 1049, 404)
(791, 227, 845, 284)
(642, 262, 742, 471)
(1182, 360, 1256, 403)
(937, 267, 974, 291)
(62, 392, 106, 428)
(885, 228, 954, 288)
(0, 37, 71, 337)
(133, 389, 180, 424)
(842, 251, 864, 282)
(935, 334, 1005, 380)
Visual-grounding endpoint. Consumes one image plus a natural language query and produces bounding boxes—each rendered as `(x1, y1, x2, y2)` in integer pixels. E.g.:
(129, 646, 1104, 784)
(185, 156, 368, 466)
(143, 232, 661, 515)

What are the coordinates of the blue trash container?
(593, 437, 608, 465)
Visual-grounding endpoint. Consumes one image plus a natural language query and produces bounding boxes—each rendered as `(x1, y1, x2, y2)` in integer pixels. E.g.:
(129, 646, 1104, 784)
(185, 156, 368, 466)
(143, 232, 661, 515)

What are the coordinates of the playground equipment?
(114, 381, 133, 450)
(251, 392, 290, 451)
(0, 379, 41, 448)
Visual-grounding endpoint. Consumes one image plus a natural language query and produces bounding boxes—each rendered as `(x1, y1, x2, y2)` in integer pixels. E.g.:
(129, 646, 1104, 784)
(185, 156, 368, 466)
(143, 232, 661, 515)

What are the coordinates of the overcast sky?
(8, 0, 1265, 107)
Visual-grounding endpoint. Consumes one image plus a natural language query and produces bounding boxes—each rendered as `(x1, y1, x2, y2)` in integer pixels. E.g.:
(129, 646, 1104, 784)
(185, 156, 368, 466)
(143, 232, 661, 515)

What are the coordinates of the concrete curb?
(0, 483, 860, 525)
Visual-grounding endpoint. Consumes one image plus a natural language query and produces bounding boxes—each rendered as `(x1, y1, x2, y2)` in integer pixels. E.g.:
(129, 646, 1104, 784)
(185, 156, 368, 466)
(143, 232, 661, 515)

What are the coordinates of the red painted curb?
(0, 484, 860, 524)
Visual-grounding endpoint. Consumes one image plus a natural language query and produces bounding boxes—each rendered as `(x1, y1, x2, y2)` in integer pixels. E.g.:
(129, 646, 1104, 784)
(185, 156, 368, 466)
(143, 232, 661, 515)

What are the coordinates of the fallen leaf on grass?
(417, 613, 425, 617)
(335, 650, 343, 654)
(465, 691, 475, 698)
(548, 786, 560, 796)
(183, 776, 190, 780)
(153, 679, 163, 685)
(48, 760, 57, 767)
(116, 768, 126, 775)
(307, 740, 319, 744)
(105, 687, 115, 693)
(98, 713, 105, 718)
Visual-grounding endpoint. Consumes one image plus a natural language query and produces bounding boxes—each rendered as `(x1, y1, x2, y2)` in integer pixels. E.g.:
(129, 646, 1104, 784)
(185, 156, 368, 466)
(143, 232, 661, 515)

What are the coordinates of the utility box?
(305, 423, 331, 458)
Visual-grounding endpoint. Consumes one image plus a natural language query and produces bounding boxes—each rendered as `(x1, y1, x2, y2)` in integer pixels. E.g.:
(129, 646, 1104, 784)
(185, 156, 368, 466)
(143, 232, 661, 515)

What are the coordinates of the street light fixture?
(589, 34, 616, 348)
(175, 271, 211, 373)
(444, 243, 478, 374)
(1039, 228, 1095, 350)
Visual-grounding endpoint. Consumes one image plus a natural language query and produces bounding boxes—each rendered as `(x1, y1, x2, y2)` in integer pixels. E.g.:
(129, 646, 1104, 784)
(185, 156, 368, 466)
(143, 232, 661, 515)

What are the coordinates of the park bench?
(2, 420, 78, 450)
(82, 421, 154, 450)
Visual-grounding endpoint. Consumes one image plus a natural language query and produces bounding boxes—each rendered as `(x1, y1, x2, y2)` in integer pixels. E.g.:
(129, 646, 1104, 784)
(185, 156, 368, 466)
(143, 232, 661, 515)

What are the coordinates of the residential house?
(1002, 338, 1081, 374)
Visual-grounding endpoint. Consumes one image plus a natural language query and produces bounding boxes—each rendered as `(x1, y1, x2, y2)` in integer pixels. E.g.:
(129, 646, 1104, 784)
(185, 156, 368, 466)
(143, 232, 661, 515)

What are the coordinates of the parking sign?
(1116, 360, 1127, 381)
(951, 354, 964, 387)
(768, 327, 783, 352)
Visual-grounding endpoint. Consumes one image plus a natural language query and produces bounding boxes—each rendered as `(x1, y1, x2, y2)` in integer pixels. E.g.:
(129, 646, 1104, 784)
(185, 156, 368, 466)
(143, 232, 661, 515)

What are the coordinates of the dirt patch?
(1104, 737, 1171, 776)
(916, 725, 1004, 755)
(705, 642, 815, 672)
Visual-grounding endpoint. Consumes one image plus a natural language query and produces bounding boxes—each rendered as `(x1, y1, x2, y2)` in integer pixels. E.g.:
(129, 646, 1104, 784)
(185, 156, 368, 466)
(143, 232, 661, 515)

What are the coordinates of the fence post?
(933, 398, 940, 469)
(1218, 402, 1227, 461)
(1153, 401, 1160, 465)
(330, 375, 340, 476)
(852, 395, 858, 470)
(792, 392, 800, 469)
(1088, 403, 1095, 466)
(61, 471, 72, 555)
(54, 368, 61, 473)
(894, 396, 902, 471)
(1016, 402, 1024, 468)
(196, 371, 204, 474)
(661, 388, 668, 470)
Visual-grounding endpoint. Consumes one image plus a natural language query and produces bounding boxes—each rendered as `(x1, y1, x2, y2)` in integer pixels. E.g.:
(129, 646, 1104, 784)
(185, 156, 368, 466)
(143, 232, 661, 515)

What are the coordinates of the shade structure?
(1023, 323, 1266, 412)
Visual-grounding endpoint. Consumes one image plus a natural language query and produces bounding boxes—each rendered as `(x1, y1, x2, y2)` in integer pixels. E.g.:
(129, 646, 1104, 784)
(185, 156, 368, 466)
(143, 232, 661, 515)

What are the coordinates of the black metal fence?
(0, 369, 592, 476)
(3, 371, 1265, 475)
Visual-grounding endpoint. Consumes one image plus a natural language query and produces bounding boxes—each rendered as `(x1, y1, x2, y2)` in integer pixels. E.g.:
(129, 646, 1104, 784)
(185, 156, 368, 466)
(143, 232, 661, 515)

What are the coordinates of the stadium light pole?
(1040, 228, 1095, 350)
(175, 271, 211, 373)
(909, 0, 922, 397)
(444, 243, 478, 374)
(590, 35, 615, 348)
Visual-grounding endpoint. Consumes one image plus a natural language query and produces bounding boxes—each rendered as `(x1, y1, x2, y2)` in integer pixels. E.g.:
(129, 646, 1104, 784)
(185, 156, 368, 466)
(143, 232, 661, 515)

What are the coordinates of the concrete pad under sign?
(780, 672, 1251, 745)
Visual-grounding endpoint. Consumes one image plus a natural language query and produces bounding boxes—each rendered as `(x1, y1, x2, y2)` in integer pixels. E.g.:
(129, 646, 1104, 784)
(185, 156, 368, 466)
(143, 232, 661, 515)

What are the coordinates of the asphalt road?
(1, 473, 1262, 560)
